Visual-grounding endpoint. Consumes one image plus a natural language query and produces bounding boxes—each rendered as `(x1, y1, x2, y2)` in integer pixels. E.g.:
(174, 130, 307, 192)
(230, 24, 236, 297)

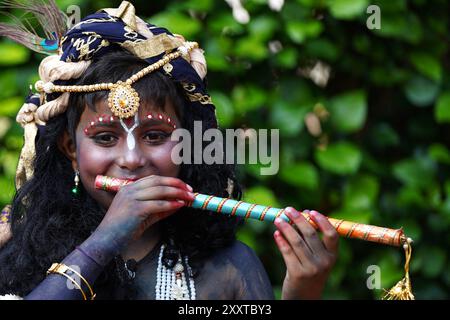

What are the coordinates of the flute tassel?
(382, 237, 414, 300)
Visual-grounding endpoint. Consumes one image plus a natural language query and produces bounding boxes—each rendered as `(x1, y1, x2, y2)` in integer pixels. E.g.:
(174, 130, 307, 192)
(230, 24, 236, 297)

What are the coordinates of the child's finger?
(274, 217, 314, 263)
(139, 199, 185, 218)
(309, 210, 339, 253)
(284, 207, 325, 255)
(134, 186, 194, 202)
(273, 230, 303, 279)
(135, 175, 193, 192)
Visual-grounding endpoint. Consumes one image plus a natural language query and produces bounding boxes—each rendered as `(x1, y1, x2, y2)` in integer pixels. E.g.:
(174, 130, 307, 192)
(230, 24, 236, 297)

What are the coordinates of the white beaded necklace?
(155, 244, 196, 300)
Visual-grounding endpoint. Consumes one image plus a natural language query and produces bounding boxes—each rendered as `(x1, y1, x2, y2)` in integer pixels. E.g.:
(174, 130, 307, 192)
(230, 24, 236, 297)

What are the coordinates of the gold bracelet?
(47, 263, 87, 300)
(47, 263, 96, 300)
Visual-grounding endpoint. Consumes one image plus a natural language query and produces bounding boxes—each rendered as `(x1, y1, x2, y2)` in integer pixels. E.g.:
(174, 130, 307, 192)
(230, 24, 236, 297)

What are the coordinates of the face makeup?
(120, 114, 140, 150)
(76, 99, 181, 211)
(83, 111, 177, 137)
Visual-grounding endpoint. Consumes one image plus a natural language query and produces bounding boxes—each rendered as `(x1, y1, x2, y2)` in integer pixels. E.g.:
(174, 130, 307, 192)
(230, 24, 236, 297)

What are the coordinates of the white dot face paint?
(119, 113, 140, 150)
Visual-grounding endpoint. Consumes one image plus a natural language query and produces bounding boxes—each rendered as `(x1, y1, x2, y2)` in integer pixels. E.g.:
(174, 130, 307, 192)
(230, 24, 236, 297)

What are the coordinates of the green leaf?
(1, 151, 18, 177)
(315, 142, 362, 175)
(370, 66, 409, 86)
(55, 0, 85, 9)
(305, 39, 339, 62)
(0, 96, 23, 117)
(208, 12, 245, 35)
(396, 187, 427, 208)
(427, 213, 449, 234)
(0, 176, 14, 204)
(421, 246, 446, 278)
(231, 85, 267, 114)
(236, 228, 259, 253)
(440, 181, 450, 217)
(280, 1, 311, 21)
(392, 158, 436, 189)
(330, 208, 373, 224)
(435, 92, 450, 123)
(204, 37, 232, 71)
(0, 71, 18, 99)
(371, 0, 407, 12)
(399, 219, 422, 242)
(328, 90, 367, 133)
(286, 20, 323, 44)
(244, 162, 272, 182)
(378, 252, 403, 289)
(426, 183, 442, 210)
(5, 135, 23, 150)
(445, 180, 450, 198)
(210, 91, 234, 127)
(248, 16, 278, 41)
(343, 174, 379, 210)
(409, 52, 442, 82)
(234, 36, 268, 61)
(327, 0, 369, 20)
(295, 0, 321, 7)
(280, 162, 319, 190)
(370, 123, 400, 148)
(275, 47, 298, 68)
(243, 186, 281, 208)
(326, 241, 352, 287)
(429, 144, 450, 165)
(0, 117, 11, 139)
(0, 42, 30, 66)
(373, 13, 423, 44)
(404, 76, 439, 107)
(180, 0, 213, 11)
(270, 102, 308, 137)
(148, 12, 201, 38)
(276, 79, 313, 105)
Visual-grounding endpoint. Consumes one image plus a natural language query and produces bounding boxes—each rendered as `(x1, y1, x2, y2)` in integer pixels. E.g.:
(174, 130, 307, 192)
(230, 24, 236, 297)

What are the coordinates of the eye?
(91, 133, 118, 145)
(143, 131, 171, 144)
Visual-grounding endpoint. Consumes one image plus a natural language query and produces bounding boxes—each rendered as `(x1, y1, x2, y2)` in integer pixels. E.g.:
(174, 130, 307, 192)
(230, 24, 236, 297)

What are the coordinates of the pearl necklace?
(155, 244, 196, 300)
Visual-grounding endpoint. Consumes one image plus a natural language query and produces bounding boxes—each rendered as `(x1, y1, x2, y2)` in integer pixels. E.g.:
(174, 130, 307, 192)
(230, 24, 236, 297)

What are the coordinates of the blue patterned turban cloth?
(57, 4, 216, 126)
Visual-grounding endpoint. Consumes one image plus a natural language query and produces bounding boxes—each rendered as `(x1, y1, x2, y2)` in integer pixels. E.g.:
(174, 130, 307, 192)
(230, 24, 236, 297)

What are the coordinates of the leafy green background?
(1, 0, 449, 299)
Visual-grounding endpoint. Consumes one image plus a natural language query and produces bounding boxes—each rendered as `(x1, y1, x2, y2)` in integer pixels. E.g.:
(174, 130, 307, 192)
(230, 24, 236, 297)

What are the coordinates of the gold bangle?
(64, 264, 96, 300)
(47, 263, 87, 300)
(47, 263, 96, 300)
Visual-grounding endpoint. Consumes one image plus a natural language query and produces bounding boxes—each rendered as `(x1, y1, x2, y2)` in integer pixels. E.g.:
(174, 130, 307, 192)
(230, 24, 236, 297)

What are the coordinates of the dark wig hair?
(0, 49, 243, 298)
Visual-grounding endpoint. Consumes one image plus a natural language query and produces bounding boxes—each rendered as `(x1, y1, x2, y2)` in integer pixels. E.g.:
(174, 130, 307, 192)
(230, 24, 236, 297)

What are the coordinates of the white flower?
(225, 0, 250, 24)
(268, 0, 284, 12)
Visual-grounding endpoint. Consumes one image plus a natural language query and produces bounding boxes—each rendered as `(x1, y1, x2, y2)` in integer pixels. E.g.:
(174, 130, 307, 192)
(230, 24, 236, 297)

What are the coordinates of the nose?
(116, 144, 147, 172)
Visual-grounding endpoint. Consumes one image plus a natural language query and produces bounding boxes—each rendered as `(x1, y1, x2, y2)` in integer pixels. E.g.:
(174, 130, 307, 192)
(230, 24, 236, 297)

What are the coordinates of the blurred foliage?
(0, 0, 449, 299)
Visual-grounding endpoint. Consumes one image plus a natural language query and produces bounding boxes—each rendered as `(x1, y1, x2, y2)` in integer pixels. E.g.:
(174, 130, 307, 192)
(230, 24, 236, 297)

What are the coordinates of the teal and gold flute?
(95, 175, 408, 247)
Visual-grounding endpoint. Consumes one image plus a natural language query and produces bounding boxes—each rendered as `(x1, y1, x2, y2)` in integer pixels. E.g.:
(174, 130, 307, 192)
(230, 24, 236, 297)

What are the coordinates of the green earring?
(72, 170, 80, 194)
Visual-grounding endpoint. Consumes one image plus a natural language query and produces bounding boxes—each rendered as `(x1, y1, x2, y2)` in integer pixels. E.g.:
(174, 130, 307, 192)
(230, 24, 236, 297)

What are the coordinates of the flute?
(95, 175, 409, 247)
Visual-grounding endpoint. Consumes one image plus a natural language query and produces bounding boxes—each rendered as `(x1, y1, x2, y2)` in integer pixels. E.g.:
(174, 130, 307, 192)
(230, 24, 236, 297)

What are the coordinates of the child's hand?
(274, 207, 338, 300)
(95, 175, 194, 248)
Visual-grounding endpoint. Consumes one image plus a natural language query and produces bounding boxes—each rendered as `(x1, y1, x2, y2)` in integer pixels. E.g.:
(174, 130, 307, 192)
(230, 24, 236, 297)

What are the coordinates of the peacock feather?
(0, 0, 67, 55)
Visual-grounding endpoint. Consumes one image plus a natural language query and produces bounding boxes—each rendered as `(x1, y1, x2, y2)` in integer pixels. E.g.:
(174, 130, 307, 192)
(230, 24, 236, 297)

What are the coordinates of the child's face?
(74, 99, 180, 210)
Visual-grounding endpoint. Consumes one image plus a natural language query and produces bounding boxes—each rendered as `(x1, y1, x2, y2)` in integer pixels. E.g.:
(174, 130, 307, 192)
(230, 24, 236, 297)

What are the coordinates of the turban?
(1, 0, 216, 190)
